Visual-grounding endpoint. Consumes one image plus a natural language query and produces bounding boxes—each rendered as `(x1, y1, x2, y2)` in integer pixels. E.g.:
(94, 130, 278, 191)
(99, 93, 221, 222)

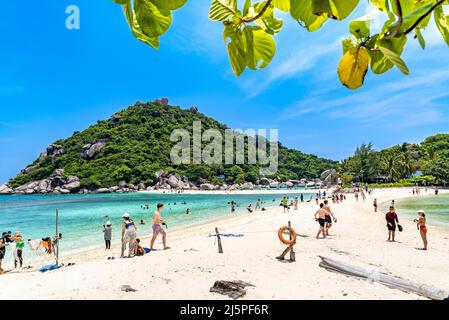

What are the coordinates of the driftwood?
(210, 280, 254, 299)
(319, 256, 449, 300)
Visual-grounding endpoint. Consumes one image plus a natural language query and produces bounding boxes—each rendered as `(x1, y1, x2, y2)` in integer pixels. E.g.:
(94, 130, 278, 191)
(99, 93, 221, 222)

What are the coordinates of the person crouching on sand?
(314, 203, 327, 239)
(385, 206, 399, 242)
(150, 203, 169, 251)
(415, 210, 428, 250)
(121, 213, 137, 258)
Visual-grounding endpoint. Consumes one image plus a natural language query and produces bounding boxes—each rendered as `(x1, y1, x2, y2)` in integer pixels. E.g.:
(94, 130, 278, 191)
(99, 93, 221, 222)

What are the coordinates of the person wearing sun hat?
(103, 220, 112, 250)
(120, 213, 137, 258)
(415, 210, 428, 250)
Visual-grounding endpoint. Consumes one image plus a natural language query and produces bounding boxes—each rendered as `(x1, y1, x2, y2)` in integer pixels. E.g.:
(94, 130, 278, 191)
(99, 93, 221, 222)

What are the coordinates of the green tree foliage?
(8, 102, 337, 189)
(340, 135, 449, 184)
(112, 0, 449, 89)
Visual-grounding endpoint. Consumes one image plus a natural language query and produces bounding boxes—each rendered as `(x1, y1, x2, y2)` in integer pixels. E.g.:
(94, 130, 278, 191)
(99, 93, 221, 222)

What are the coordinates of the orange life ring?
(278, 226, 297, 245)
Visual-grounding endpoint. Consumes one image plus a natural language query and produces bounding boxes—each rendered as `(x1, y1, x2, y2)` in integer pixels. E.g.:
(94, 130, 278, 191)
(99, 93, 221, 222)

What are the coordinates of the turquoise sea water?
(0, 192, 316, 267)
(393, 194, 449, 226)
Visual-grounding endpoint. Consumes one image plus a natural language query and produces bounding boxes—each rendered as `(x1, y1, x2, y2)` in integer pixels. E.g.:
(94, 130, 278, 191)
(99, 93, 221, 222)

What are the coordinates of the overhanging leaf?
(378, 46, 410, 75)
(209, 0, 236, 21)
(135, 0, 172, 37)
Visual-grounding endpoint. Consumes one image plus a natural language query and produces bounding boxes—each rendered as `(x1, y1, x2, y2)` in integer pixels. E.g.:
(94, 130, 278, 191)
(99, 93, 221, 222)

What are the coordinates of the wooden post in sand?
(288, 221, 295, 262)
(55, 209, 59, 266)
(215, 227, 223, 254)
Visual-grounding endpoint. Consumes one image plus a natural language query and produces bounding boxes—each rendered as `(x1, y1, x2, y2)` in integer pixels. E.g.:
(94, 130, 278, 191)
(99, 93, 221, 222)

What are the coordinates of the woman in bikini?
(416, 210, 428, 250)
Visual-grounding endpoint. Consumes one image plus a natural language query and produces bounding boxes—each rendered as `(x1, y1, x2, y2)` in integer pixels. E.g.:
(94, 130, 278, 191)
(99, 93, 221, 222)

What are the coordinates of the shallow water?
(393, 194, 449, 226)
(0, 191, 315, 267)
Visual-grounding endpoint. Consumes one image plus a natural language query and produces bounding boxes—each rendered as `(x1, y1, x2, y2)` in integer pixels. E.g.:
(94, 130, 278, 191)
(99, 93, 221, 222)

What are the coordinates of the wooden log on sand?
(319, 256, 449, 300)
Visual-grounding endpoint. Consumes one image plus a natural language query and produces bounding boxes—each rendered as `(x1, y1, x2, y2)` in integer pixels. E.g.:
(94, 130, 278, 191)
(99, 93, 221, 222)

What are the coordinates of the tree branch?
(242, 0, 272, 23)
(386, 0, 403, 39)
(404, 0, 445, 35)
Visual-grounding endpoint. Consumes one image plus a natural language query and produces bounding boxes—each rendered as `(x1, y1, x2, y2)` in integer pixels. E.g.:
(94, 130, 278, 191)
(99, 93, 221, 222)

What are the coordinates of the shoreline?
(1, 187, 448, 300)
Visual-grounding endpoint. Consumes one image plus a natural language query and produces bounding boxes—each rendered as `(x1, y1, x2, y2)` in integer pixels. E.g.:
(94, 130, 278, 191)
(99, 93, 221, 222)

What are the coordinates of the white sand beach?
(1, 187, 448, 300)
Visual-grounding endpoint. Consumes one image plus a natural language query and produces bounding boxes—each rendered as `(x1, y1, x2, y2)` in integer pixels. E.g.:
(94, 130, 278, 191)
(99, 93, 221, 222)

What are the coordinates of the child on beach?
(134, 238, 145, 256)
(103, 221, 112, 250)
(121, 213, 137, 258)
(373, 199, 378, 212)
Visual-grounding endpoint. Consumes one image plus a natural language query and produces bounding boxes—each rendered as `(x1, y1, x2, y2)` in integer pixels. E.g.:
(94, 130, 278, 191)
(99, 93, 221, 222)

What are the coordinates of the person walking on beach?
(355, 192, 359, 202)
(120, 213, 137, 258)
(103, 221, 112, 250)
(11, 232, 24, 268)
(415, 210, 428, 250)
(323, 200, 336, 236)
(314, 203, 327, 239)
(385, 206, 400, 242)
(373, 199, 378, 212)
(150, 203, 169, 251)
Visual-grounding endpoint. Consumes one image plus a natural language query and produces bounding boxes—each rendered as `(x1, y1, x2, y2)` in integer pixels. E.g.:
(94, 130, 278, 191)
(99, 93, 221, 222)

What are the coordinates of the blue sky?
(1, 0, 449, 183)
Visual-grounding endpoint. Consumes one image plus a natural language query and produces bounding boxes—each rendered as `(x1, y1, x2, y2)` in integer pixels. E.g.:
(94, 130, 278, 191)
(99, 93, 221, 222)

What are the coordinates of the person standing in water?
(150, 203, 169, 251)
(120, 213, 137, 258)
(415, 210, 428, 250)
(255, 199, 261, 211)
(103, 221, 112, 250)
(314, 203, 327, 239)
(385, 206, 399, 242)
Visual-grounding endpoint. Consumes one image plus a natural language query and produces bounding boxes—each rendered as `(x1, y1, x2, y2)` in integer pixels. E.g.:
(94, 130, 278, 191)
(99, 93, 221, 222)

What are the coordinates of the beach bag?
(398, 224, 403, 232)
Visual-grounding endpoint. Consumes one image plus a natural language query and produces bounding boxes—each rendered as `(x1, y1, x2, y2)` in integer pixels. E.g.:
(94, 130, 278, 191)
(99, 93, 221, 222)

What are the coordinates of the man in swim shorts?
(150, 203, 169, 250)
(386, 206, 399, 242)
(314, 203, 328, 239)
(323, 200, 336, 236)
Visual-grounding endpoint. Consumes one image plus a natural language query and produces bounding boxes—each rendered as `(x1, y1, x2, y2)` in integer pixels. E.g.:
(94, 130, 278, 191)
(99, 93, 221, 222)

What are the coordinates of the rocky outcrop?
(0, 184, 13, 195)
(39, 144, 65, 161)
(81, 139, 108, 160)
(21, 165, 39, 174)
(154, 171, 188, 190)
(110, 115, 121, 124)
(153, 97, 169, 106)
(200, 183, 215, 190)
(321, 169, 337, 187)
(239, 182, 255, 190)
